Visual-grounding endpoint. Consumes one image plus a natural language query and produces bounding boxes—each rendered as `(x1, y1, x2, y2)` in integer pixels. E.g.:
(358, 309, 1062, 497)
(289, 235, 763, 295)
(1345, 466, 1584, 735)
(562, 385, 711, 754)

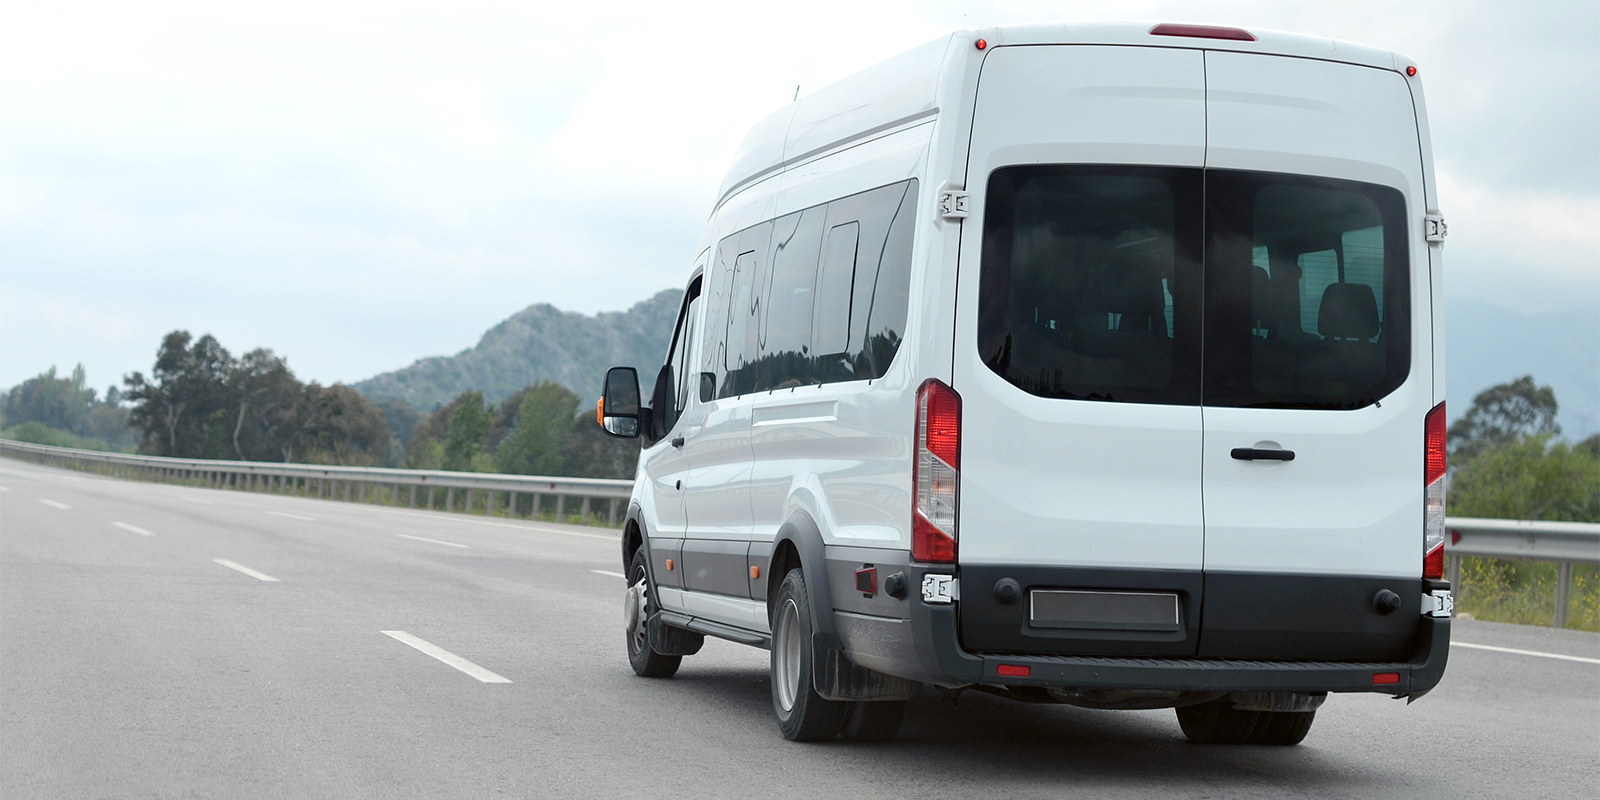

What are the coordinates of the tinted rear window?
(978, 167, 1409, 410)
(977, 166, 1203, 405)
(1204, 172, 1410, 409)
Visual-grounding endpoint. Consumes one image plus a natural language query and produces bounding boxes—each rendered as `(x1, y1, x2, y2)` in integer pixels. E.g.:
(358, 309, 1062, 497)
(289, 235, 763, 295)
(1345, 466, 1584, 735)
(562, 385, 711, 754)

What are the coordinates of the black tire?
(771, 568, 847, 741)
(839, 700, 906, 742)
(1247, 710, 1316, 745)
(1176, 698, 1260, 744)
(626, 548, 681, 678)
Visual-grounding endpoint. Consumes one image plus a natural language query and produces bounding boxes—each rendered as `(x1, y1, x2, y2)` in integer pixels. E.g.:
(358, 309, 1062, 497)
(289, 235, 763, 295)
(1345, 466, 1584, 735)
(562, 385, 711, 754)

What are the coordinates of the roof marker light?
(1149, 23, 1257, 42)
(975, 38, 987, 50)
(1406, 66, 1418, 76)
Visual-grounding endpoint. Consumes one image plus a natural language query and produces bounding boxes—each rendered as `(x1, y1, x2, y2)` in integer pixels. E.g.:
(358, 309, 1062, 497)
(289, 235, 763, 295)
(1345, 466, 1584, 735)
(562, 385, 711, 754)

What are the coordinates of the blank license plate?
(1029, 590, 1181, 632)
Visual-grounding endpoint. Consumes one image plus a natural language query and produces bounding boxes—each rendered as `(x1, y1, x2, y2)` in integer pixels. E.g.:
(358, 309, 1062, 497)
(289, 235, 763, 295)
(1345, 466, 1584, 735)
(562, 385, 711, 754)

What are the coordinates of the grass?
(1455, 557, 1599, 632)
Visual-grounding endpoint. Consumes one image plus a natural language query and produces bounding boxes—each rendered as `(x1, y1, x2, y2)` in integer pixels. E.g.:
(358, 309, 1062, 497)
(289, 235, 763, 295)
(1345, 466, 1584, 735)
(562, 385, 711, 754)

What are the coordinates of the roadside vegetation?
(1447, 376, 1600, 631)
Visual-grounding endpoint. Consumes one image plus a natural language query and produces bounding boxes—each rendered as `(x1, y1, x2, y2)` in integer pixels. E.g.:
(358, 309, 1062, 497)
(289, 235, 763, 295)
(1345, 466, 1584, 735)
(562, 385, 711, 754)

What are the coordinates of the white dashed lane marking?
(39, 499, 70, 510)
(396, 534, 468, 549)
(381, 631, 511, 683)
(213, 559, 281, 582)
(113, 522, 155, 537)
(591, 570, 625, 579)
(267, 511, 315, 521)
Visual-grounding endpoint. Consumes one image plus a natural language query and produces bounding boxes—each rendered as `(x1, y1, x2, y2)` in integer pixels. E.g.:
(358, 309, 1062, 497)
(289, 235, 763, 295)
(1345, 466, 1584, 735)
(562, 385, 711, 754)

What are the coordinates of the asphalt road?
(3, 456, 1597, 799)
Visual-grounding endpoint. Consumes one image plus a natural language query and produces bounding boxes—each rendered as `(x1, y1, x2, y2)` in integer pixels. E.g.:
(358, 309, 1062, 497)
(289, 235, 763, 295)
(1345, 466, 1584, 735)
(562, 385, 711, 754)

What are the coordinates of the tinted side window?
(814, 179, 918, 384)
(977, 166, 1203, 405)
(706, 222, 772, 400)
(1204, 172, 1409, 409)
(754, 209, 823, 391)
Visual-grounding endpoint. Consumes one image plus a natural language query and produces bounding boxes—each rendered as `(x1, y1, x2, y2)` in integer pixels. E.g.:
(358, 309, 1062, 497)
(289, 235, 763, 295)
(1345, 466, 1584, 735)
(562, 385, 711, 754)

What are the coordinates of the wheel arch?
(768, 509, 840, 650)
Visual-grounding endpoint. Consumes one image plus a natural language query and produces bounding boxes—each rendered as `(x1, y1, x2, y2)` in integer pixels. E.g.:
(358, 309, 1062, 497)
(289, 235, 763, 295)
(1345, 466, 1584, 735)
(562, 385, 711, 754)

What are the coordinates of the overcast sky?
(2, 0, 1596, 394)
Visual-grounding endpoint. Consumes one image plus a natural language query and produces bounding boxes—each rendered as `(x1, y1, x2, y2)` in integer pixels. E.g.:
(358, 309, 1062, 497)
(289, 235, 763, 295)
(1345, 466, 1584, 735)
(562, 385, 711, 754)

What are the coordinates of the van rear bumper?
(908, 582, 1451, 699)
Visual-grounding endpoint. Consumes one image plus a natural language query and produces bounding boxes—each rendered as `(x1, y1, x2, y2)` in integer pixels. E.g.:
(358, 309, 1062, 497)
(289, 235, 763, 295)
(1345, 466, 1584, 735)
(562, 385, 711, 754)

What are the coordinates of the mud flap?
(812, 632, 920, 701)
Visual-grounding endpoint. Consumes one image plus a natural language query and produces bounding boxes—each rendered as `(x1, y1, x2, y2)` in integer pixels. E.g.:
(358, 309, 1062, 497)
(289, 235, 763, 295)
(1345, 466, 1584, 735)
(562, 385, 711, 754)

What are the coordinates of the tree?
(125, 332, 236, 457)
(441, 391, 493, 472)
(1, 364, 95, 434)
(1447, 375, 1560, 462)
(298, 384, 391, 466)
(494, 382, 579, 475)
(1449, 435, 1600, 523)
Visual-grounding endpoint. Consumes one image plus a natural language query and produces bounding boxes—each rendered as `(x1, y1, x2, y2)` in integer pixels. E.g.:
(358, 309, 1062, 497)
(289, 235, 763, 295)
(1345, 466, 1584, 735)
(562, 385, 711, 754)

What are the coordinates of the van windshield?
(978, 166, 1409, 410)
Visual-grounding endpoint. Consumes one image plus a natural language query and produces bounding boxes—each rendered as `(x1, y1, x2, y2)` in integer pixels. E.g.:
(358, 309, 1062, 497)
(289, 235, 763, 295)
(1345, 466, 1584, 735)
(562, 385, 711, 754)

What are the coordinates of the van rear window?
(978, 166, 1409, 410)
(977, 166, 1203, 405)
(1203, 172, 1410, 409)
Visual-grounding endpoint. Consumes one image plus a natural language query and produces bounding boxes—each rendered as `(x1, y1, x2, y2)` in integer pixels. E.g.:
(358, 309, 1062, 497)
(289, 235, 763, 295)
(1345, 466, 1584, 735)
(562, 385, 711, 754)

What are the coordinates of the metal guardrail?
(1445, 517, 1600, 629)
(0, 439, 634, 527)
(6, 439, 1597, 626)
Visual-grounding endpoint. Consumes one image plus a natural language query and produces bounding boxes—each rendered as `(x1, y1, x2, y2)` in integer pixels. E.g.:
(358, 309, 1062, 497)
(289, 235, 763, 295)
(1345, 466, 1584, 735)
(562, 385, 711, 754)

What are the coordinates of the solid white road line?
(380, 631, 511, 683)
(113, 522, 155, 537)
(212, 558, 281, 582)
(38, 499, 70, 510)
(267, 511, 316, 521)
(1451, 640, 1600, 665)
(396, 533, 469, 549)
(591, 570, 626, 578)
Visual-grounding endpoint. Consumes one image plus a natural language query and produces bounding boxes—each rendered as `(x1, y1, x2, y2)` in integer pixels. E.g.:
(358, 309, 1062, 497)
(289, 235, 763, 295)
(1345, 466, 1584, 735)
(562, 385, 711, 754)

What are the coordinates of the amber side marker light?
(1149, 23, 1257, 41)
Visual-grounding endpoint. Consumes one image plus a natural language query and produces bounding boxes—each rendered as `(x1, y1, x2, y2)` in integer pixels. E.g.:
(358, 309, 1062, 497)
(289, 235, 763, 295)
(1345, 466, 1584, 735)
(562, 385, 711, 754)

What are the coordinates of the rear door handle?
(1231, 447, 1295, 461)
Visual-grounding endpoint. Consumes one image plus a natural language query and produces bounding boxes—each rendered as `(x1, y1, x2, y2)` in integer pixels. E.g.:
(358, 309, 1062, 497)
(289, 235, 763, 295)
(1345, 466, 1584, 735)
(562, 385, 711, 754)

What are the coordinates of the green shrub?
(1, 422, 118, 452)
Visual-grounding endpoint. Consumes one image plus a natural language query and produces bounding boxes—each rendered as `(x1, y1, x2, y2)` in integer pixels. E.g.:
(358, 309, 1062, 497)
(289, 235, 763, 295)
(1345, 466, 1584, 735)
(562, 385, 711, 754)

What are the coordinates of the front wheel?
(625, 548, 681, 678)
(771, 568, 847, 741)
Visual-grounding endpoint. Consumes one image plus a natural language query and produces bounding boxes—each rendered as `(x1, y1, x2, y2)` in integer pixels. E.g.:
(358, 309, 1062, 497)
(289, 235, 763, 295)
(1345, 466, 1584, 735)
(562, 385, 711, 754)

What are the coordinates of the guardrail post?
(1553, 562, 1573, 628)
(608, 498, 617, 526)
(446, 487, 455, 513)
(408, 485, 417, 508)
(555, 494, 565, 522)
(581, 496, 591, 524)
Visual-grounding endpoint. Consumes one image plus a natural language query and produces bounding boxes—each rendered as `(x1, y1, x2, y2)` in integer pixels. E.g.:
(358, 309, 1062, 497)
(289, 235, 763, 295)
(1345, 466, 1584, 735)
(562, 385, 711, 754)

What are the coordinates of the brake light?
(1424, 402, 1447, 579)
(1149, 23, 1257, 42)
(912, 380, 961, 563)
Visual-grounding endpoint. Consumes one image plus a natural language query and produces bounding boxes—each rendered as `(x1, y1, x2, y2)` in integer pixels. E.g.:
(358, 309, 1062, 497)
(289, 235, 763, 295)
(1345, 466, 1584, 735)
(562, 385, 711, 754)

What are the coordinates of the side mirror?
(600, 367, 642, 438)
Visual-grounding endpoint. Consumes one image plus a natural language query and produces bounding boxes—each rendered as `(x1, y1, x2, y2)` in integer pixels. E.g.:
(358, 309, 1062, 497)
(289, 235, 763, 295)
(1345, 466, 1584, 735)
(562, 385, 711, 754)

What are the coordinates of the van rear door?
(1197, 52, 1431, 660)
(953, 45, 1208, 657)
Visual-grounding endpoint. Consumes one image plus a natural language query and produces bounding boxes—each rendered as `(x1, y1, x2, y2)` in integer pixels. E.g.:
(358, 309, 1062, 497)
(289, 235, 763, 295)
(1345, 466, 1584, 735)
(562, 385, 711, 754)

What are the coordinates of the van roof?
(715, 21, 1417, 209)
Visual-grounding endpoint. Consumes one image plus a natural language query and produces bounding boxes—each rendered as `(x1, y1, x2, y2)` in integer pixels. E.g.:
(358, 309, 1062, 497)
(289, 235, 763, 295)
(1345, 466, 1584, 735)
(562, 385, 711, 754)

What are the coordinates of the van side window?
(702, 179, 918, 398)
(1203, 173, 1408, 409)
(659, 276, 704, 433)
(977, 165, 1204, 405)
(754, 208, 824, 391)
(813, 221, 860, 376)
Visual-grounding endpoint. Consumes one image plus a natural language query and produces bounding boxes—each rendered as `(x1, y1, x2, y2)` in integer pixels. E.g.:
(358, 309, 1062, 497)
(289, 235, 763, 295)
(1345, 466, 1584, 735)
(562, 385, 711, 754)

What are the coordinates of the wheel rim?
(629, 564, 649, 655)
(773, 598, 802, 712)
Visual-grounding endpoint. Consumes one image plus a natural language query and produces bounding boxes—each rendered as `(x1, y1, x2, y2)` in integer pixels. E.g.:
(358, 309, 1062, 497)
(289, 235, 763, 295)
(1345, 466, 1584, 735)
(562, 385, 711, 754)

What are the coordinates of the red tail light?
(1424, 402, 1447, 579)
(912, 380, 960, 563)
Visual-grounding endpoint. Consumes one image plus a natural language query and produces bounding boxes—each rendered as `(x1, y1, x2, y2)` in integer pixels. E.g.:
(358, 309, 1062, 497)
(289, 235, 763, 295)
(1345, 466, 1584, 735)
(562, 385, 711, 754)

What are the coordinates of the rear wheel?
(1176, 699, 1260, 744)
(771, 568, 847, 741)
(625, 548, 681, 678)
(1247, 710, 1316, 745)
(839, 700, 906, 742)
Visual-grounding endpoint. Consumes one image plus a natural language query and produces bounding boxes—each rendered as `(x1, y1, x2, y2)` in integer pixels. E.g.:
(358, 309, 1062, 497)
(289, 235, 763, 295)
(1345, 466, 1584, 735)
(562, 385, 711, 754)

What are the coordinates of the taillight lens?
(1424, 402, 1447, 579)
(913, 379, 960, 563)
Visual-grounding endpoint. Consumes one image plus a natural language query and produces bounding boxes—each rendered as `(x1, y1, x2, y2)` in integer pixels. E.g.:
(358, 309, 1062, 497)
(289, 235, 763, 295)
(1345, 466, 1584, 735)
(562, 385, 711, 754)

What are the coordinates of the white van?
(601, 21, 1451, 745)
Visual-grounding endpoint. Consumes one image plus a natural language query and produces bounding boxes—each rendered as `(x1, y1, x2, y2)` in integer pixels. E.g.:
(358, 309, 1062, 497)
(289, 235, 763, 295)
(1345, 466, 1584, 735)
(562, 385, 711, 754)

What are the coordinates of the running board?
(658, 610, 771, 650)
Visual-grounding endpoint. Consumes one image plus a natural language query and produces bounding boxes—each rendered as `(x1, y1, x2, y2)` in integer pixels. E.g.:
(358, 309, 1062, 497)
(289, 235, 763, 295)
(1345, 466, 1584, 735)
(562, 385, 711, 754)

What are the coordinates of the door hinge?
(1424, 214, 1447, 243)
(938, 188, 970, 220)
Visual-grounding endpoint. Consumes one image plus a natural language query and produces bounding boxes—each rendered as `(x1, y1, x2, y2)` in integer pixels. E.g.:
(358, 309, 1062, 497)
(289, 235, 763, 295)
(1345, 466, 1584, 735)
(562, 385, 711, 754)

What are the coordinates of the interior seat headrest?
(1318, 282, 1380, 340)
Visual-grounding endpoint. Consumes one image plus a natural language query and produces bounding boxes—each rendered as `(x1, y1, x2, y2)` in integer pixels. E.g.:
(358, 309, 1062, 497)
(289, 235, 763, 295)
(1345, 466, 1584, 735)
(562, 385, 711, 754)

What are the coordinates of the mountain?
(355, 289, 684, 412)
(1446, 296, 1599, 441)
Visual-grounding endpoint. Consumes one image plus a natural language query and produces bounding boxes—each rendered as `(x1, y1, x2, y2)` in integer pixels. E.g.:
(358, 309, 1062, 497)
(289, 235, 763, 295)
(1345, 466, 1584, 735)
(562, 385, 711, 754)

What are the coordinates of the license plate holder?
(1029, 589, 1181, 632)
